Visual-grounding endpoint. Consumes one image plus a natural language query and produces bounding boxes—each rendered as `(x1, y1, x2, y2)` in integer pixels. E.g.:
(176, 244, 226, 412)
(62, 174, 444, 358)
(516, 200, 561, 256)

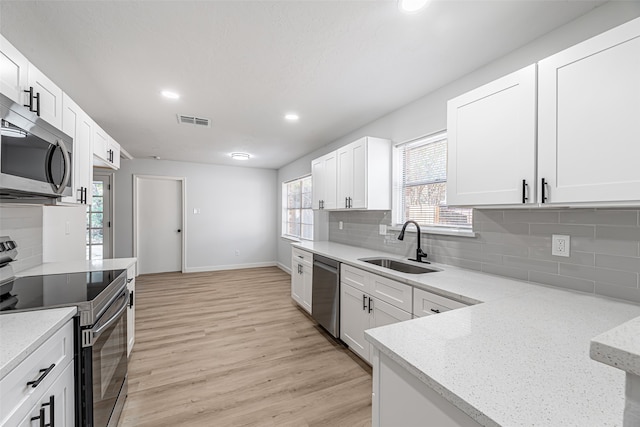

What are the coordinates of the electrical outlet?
(235, 249, 240, 256)
(339, 221, 343, 230)
(193, 208, 201, 214)
(379, 224, 387, 235)
(552, 234, 570, 257)
(65, 221, 70, 235)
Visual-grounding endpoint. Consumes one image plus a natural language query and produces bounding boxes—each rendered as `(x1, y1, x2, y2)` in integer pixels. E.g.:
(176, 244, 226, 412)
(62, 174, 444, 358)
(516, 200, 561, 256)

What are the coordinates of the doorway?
(134, 175, 185, 274)
(87, 173, 113, 259)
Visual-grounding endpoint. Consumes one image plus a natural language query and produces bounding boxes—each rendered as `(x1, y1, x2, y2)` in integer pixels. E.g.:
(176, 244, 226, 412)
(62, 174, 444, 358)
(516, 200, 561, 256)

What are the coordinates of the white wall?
(0, 206, 43, 276)
(42, 205, 86, 262)
(275, 2, 640, 269)
(114, 158, 277, 273)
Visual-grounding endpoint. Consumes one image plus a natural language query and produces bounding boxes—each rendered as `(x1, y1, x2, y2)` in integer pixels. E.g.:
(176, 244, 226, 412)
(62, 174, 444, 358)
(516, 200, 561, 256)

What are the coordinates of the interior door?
(136, 176, 183, 274)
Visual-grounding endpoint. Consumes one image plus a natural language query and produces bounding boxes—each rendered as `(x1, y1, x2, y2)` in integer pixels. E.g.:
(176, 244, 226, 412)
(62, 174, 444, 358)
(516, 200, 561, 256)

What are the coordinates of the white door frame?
(133, 174, 187, 273)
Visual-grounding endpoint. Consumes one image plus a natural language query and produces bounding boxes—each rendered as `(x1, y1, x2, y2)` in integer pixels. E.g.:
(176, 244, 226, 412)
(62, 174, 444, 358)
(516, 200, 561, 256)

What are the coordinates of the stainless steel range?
(0, 236, 128, 427)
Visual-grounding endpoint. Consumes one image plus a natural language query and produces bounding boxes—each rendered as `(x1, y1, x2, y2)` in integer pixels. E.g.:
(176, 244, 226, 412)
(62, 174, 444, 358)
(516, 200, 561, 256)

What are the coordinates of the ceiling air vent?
(177, 114, 211, 128)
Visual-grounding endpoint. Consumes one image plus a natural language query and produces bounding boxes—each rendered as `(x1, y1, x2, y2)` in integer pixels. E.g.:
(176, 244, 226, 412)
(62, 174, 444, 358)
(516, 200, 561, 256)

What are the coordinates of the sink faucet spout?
(397, 220, 429, 263)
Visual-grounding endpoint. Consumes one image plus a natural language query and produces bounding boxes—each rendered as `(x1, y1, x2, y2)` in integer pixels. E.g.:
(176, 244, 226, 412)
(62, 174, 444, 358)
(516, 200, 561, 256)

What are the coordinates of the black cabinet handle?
(368, 297, 373, 313)
(34, 91, 41, 116)
(345, 197, 348, 209)
(41, 395, 54, 427)
(430, 308, 441, 314)
(362, 294, 367, 311)
(129, 290, 134, 308)
(27, 364, 55, 388)
(23, 87, 34, 112)
(522, 179, 528, 203)
(31, 407, 45, 427)
(127, 277, 133, 283)
(541, 178, 548, 203)
(83, 187, 88, 204)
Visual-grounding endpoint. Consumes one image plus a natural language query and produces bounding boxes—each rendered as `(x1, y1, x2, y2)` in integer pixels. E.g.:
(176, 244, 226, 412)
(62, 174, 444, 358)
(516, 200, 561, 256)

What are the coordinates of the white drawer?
(341, 264, 368, 291)
(0, 319, 74, 426)
(369, 274, 413, 313)
(292, 248, 312, 266)
(413, 288, 468, 317)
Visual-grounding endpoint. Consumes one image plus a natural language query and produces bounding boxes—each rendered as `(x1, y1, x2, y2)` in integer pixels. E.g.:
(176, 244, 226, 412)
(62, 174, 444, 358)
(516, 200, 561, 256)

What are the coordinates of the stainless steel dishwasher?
(312, 254, 340, 338)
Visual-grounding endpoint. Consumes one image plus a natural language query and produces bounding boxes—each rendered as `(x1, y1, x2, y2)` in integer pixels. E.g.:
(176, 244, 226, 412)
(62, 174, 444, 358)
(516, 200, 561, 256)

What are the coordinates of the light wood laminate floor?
(118, 267, 372, 427)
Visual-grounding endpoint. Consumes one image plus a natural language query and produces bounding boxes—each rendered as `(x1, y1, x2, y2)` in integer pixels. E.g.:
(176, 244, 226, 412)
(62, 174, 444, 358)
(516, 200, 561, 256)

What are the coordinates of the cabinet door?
(413, 288, 468, 318)
(323, 152, 337, 210)
(0, 35, 29, 104)
(62, 93, 93, 205)
(349, 138, 367, 209)
(447, 65, 537, 206)
(291, 257, 305, 307)
(301, 262, 313, 313)
(28, 63, 63, 130)
(16, 362, 75, 427)
(93, 124, 109, 162)
(340, 284, 370, 362)
(109, 138, 121, 169)
(127, 264, 136, 357)
(336, 145, 353, 209)
(538, 17, 640, 204)
(311, 157, 325, 210)
(370, 298, 411, 330)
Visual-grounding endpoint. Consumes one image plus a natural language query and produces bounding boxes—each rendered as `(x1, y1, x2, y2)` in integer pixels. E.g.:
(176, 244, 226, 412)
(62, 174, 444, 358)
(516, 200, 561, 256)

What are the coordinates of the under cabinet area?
(291, 248, 313, 313)
(0, 319, 75, 427)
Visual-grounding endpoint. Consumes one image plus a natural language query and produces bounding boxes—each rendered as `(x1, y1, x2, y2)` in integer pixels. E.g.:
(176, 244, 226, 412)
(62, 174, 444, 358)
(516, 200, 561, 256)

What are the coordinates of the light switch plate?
(552, 234, 570, 257)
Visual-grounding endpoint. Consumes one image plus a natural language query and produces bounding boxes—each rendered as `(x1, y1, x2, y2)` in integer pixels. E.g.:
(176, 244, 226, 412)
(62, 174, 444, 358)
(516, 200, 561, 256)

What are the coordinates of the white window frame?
(282, 175, 314, 241)
(392, 131, 475, 237)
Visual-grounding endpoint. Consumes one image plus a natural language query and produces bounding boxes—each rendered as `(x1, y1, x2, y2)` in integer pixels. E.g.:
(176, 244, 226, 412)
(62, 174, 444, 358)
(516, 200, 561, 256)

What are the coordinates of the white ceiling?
(0, 0, 605, 169)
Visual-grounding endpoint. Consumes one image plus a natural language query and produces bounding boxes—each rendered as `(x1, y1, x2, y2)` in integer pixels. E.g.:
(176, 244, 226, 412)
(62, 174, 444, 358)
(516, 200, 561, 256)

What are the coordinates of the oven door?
(85, 289, 128, 427)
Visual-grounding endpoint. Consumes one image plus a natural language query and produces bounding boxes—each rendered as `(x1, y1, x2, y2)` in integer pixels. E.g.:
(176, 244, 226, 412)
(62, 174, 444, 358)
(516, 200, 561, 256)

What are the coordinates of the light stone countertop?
(0, 307, 76, 379)
(16, 257, 137, 277)
(591, 316, 640, 377)
(293, 241, 640, 426)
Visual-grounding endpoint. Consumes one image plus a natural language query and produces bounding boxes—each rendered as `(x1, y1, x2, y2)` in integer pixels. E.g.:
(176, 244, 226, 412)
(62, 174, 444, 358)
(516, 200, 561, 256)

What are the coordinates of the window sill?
(388, 226, 476, 238)
(281, 235, 315, 243)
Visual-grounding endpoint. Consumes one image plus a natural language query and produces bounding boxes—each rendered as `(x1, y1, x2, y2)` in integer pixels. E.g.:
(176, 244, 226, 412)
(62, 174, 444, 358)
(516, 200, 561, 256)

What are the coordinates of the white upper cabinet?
(538, 17, 640, 205)
(27, 63, 63, 130)
(336, 137, 391, 210)
(447, 64, 537, 206)
(0, 35, 28, 104)
(62, 93, 93, 205)
(93, 123, 120, 170)
(311, 151, 337, 210)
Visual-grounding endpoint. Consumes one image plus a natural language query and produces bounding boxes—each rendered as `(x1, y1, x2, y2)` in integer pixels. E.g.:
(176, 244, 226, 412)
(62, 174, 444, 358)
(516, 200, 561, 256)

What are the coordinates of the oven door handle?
(92, 291, 128, 339)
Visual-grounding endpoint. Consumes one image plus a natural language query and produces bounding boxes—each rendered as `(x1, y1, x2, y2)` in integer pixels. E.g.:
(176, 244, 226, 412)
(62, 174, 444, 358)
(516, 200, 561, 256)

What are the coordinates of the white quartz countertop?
(293, 241, 640, 426)
(16, 257, 137, 277)
(591, 315, 640, 377)
(0, 307, 76, 379)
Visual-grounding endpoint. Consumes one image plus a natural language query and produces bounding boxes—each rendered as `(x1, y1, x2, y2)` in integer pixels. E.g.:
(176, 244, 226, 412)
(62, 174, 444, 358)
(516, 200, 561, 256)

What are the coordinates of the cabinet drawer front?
(413, 288, 468, 317)
(0, 320, 74, 425)
(292, 248, 313, 266)
(341, 264, 369, 291)
(370, 275, 412, 312)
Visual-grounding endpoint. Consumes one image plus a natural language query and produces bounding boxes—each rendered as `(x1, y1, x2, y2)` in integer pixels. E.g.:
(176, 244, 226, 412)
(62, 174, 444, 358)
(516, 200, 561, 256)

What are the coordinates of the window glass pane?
(287, 209, 300, 223)
(404, 139, 447, 184)
(91, 213, 103, 228)
(302, 192, 312, 209)
(282, 175, 313, 240)
(86, 246, 90, 259)
(301, 209, 313, 225)
(91, 196, 103, 212)
(92, 182, 103, 197)
(301, 176, 312, 193)
(91, 228, 103, 244)
(287, 222, 300, 237)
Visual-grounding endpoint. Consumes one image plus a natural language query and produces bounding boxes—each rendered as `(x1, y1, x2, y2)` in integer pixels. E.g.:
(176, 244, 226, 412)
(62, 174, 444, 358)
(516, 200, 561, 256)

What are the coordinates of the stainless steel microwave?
(0, 92, 73, 199)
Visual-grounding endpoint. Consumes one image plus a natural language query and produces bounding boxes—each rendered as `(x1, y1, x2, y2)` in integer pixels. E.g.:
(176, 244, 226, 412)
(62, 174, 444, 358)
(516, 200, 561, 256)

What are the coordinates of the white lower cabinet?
(291, 248, 312, 313)
(413, 288, 469, 317)
(127, 263, 136, 357)
(1, 319, 74, 427)
(372, 350, 481, 427)
(15, 362, 75, 427)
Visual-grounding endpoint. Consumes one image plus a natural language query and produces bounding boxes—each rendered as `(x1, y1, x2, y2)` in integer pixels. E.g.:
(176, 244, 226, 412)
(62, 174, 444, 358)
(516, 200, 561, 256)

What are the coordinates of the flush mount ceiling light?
(231, 152, 250, 161)
(284, 113, 299, 122)
(398, 0, 430, 13)
(161, 90, 180, 99)
(1, 120, 27, 138)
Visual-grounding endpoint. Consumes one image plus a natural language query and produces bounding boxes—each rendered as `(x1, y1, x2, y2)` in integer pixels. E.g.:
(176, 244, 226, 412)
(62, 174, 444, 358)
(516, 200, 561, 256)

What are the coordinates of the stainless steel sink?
(359, 258, 440, 274)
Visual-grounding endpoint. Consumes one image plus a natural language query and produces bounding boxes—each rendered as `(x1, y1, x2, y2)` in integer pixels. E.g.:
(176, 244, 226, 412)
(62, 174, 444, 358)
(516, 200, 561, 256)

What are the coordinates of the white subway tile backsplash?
(329, 208, 640, 304)
(0, 206, 43, 273)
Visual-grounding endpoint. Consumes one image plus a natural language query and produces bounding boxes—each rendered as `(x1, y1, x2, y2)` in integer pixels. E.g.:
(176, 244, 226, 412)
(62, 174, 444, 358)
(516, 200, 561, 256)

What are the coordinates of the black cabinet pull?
(522, 179, 528, 203)
(23, 87, 34, 112)
(31, 407, 46, 427)
(83, 187, 88, 204)
(27, 364, 55, 388)
(368, 297, 373, 313)
(34, 91, 41, 116)
(127, 277, 133, 283)
(42, 395, 54, 427)
(129, 290, 134, 308)
(430, 308, 441, 314)
(541, 178, 548, 203)
(362, 294, 367, 311)
(345, 197, 348, 208)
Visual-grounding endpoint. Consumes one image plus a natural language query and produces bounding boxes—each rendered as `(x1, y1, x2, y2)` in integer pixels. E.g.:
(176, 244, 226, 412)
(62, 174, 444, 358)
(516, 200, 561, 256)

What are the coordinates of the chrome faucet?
(397, 220, 429, 264)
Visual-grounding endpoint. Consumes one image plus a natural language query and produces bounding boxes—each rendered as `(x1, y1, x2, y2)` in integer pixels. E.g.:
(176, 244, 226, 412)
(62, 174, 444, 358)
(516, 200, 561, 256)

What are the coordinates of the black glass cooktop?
(0, 269, 125, 312)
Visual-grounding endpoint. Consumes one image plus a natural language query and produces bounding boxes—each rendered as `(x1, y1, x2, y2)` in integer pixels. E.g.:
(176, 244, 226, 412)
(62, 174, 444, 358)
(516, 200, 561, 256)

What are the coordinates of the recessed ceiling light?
(231, 152, 250, 160)
(161, 90, 180, 99)
(398, 0, 430, 13)
(284, 113, 299, 121)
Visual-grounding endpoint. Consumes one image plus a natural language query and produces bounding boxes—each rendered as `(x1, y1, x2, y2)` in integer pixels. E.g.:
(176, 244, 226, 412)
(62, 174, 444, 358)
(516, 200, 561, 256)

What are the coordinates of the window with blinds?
(283, 175, 313, 240)
(394, 132, 472, 229)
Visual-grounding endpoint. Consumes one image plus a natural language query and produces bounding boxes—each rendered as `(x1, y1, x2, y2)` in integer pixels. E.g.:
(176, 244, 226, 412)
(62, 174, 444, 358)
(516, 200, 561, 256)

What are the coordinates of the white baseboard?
(184, 261, 277, 273)
(277, 262, 292, 275)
